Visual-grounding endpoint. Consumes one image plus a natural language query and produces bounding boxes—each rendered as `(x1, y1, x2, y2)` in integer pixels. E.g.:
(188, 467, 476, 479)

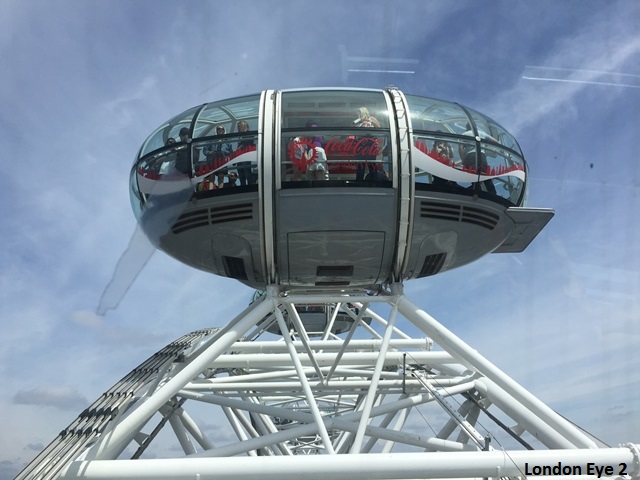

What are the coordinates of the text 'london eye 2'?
(17, 88, 640, 480)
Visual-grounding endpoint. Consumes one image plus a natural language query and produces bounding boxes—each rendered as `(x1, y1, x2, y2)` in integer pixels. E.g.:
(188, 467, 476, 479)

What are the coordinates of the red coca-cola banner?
(324, 137, 383, 157)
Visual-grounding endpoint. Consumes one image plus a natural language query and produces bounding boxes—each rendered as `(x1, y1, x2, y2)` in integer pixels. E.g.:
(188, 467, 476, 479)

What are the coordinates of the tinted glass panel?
(139, 106, 201, 158)
(405, 95, 472, 135)
(412, 133, 525, 205)
(194, 95, 261, 139)
(281, 90, 389, 129)
(192, 132, 258, 191)
(281, 130, 391, 184)
(467, 108, 522, 154)
(280, 90, 391, 187)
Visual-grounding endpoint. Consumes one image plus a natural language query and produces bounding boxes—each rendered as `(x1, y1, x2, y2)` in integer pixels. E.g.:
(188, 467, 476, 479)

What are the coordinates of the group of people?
(354, 107, 387, 182)
(169, 107, 391, 186)
(165, 121, 256, 191)
(428, 124, 497, 194)
(288, 107, 388, 183)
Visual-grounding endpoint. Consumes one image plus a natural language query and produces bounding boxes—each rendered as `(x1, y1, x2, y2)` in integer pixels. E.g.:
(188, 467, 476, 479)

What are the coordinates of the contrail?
(525, 65, 640, 79)
(522, 76, 640, 89)
(523, 65, 640, 88)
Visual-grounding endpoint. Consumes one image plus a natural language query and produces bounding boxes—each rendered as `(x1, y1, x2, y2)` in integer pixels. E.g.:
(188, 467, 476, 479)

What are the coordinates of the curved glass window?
(406, 94, 526, 206)
(134, 95, 261, 202)
(413, 134, 474, 187)
(280, 90, 391, 187)
(280, 130, 391, 184)
(191, 131, 258, 191)
(405, 95, 471, 135)
(139, 106, 201, 158)
(481, 143, 526, 204)
(135, 145, 188, 197)
(466, 108, 522, 155)
(193, 94, 261, 139)
(412, 132, 526, 204)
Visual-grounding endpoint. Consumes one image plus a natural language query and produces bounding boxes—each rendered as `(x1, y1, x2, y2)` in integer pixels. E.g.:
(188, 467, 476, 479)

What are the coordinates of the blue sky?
(1, 0, 639, 477)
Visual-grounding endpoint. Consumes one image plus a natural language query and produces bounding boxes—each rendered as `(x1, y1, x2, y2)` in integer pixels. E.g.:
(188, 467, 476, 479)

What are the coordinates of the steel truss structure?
(17, 285, 640, 479)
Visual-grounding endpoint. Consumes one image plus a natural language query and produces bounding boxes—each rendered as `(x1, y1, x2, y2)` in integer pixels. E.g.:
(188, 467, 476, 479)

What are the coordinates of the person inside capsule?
(354, 107, 380, 128)
(459, 123, 497, 194)
(431, 139, 456, 188)
(174, 127, 192, 175)
(235, 120, 255, 186)
(203, 124, 232, 189)
(354, 106, 382, 182)
(226, 171, 239, 187)
(289, 136, 329, 181)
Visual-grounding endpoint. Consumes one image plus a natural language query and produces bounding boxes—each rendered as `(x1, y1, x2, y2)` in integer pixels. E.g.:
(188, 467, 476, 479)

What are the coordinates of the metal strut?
(15, 288, 640, 480)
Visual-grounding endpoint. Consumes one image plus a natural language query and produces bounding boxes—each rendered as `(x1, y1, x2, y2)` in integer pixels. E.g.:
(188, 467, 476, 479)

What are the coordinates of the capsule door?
(272, 88, 399, 290)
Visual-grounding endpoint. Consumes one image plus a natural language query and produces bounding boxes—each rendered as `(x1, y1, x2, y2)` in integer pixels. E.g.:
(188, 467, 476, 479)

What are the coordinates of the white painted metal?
(58, 448, 640, 480)
(17, 285, 640, 480)
(394, 293, 598, 450)
(260, 89, 277, 283)
(350, 304, 398, 453)
(387, 87, 414, 280)
(226, 338, 430, 352)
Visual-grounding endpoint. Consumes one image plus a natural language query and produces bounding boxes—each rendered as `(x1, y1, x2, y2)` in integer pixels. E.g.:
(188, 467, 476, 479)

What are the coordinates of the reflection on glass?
(413, 134, 525, 205)
(467, 108, 522, 154)
(134, 91, 526, 205)
(192, 132, 258, 192)
(280, 90, 391, 187)
(281, 90, 390, 130)
(281, 131, 391, 185)
(135, 128, 260, 200)
(134, 147, 187, 201)
(194, 94, 261, 139)
(135, 95, 260, 198)
(482, 143, 526, 203)
(405, 95, 470, 135)
(139, 106, 200, 158)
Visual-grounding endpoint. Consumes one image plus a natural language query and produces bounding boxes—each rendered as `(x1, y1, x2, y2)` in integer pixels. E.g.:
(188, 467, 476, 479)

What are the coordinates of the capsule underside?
(131, 88, 552, 291)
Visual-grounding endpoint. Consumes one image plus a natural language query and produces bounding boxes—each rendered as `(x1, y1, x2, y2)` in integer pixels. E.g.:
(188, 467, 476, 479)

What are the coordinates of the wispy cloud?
(3, 0, 640, 469)
(13, 386, 88, 412)
(485, 29, 640, 135)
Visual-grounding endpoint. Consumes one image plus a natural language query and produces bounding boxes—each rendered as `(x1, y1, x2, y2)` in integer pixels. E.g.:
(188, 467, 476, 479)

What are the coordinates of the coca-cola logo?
(325, 137, 383, 157)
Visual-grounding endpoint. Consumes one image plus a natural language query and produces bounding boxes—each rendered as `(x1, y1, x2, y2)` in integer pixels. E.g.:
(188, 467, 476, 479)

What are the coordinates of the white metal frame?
(17, 285, 640, 480)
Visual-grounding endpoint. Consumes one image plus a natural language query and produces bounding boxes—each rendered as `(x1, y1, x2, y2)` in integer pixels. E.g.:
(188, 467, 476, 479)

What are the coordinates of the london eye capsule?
(130, 87, 553, 292)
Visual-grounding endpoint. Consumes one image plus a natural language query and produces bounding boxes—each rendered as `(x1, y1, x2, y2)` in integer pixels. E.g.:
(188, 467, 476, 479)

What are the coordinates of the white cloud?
(13, 386, 88, 412)
(2, 0, 640, 470)
(490, 32, 640, 135)
(71, 310, 105, 329)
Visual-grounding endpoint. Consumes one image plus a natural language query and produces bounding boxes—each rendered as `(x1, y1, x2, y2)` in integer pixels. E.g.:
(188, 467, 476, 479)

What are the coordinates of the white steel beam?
(181, 350, 453, 368)
(59, 446, 640, 480)
(20, 288, 640, 480)
(394, 292, 599, 449)
(274, 304, 336, 454)
(87, 295, 277, 460)
(350, 304, 398, 453)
